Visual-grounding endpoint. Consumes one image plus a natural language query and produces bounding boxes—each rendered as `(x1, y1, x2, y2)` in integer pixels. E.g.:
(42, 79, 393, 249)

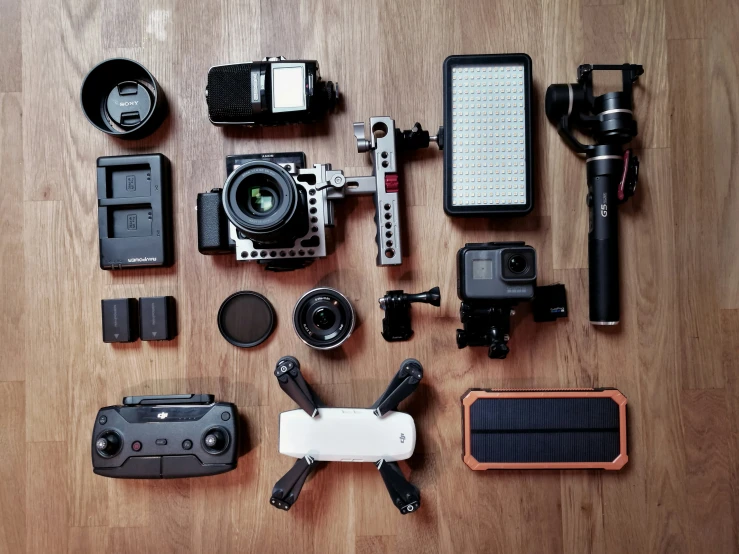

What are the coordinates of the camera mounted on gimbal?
(196, 118, 441, 271)
(545, 64, 643, 325)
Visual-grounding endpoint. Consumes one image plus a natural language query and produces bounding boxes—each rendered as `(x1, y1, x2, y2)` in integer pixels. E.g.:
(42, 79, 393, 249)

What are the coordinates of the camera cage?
(198, 117, 441, 271)
(226, 155, 342, 264)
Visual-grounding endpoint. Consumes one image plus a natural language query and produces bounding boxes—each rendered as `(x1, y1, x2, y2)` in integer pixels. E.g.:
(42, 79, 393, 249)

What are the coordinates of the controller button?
(155, 439, 167, 446)
(221, 412, 231, 421)
(182, 439, 193, 450)
(98, 415, 107, 425)
(132, 441, 142, 452)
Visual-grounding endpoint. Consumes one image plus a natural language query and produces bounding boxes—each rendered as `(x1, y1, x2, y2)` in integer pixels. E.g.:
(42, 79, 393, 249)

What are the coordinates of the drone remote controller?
(91, 394, 239, 479)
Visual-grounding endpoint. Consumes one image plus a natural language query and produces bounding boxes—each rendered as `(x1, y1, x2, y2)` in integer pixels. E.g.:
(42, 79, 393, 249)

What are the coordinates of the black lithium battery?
(139, 296, 177, 341)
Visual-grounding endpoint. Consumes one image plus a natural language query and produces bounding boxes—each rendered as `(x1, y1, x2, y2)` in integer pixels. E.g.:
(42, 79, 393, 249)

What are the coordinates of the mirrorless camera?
(456, 242, 566, 359)
(196, 117, 441, 271)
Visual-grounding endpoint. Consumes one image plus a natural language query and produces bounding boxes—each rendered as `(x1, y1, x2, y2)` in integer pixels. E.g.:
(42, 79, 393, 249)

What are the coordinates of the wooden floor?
(1, 0, 738, 552)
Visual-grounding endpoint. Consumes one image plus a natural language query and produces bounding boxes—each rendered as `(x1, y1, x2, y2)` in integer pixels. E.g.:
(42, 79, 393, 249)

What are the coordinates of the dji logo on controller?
(157, 412, 168, 420)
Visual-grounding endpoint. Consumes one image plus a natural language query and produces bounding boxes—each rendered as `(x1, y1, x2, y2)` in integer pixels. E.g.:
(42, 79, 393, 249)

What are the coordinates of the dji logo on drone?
(399, 433, 406, 443)
(157, 412, 168, 420)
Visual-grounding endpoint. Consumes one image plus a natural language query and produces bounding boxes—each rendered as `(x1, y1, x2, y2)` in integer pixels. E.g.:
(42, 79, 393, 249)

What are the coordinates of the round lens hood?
(80, 58, 168, 140)
(293, 287, 356, 350)
(222, 161, 299, 239)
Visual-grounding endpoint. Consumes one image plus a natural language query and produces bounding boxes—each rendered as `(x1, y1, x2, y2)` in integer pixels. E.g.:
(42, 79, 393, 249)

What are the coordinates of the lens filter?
(218, 291, 276, 348)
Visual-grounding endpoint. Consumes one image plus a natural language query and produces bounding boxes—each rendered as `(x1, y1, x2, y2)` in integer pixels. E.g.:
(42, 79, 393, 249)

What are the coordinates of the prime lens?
(222, 160, 308, 246)
(293, 288, 355, 350)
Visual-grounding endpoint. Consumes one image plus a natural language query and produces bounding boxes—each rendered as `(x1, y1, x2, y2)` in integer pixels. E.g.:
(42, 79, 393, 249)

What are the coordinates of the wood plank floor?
(1, 0, 738, 552)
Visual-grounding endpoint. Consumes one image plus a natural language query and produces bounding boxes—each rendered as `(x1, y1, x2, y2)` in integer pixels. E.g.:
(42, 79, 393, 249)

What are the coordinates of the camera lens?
(236, 174, 280, 218)
(222, 161, 309, 246)
(508, 255, 527, 274)
(312, 307, 336, 330)
(293, 287, 355, 350)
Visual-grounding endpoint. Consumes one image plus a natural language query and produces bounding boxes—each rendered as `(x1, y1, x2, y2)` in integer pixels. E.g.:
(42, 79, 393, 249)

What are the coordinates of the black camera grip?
(197, 189, 232, 255)
(587, 166, 620, 324)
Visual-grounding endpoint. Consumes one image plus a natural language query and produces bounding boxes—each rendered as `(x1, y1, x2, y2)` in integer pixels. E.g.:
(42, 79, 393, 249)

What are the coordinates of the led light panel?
(443, 54, 533, 216)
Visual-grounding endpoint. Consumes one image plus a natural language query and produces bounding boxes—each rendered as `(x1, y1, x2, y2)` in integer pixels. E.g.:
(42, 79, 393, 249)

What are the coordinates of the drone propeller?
(371, 359, 424, 417)
(270, 455, 316, 511)
(274, 356, 322, 417)
(376, 460, 420, 514)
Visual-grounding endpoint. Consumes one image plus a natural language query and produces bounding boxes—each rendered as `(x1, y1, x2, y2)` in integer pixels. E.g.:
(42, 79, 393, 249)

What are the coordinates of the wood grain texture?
(1, 0, 738, 552)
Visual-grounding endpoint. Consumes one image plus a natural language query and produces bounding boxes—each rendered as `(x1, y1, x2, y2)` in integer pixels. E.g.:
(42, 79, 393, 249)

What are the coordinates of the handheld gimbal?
(545, 64, 643, 325)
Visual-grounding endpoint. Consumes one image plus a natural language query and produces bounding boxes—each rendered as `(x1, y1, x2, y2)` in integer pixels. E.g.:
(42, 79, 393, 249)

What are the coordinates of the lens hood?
(80, 58, 168, 139)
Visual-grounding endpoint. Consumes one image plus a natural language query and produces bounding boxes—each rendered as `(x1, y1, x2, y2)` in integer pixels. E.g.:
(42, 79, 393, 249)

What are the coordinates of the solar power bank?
(461, 388, 628, 470)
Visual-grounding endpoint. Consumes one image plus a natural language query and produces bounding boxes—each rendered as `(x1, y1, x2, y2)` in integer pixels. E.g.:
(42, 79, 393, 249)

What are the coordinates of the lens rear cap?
(106, 81, 153, 127)
(218, 291, 275, 348)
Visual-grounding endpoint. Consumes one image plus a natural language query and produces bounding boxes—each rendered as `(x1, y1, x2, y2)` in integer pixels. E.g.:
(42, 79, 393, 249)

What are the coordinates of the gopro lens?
(508, 255, 527, 274)
(293, 288, 355, 349)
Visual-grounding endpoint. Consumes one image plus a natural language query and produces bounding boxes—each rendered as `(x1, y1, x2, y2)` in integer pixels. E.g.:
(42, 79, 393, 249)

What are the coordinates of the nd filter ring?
(217, 291, 276, 348)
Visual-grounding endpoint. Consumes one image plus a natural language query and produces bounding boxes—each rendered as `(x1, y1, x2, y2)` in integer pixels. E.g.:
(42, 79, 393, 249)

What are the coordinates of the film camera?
(456, 242, 567, 359)
(545, 64, 643, 325)
(206, 57, 339, 126)
(197, 117, 441, 271)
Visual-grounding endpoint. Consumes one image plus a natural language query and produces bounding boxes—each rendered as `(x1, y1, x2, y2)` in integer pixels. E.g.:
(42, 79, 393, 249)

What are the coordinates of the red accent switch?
(385, 173, 399, 194)
(132, 441, 142, 451)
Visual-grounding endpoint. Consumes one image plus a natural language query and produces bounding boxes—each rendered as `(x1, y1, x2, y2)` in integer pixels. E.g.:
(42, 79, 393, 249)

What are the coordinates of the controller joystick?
(95, 430, 122, 458)
(202, 426, 229, 455)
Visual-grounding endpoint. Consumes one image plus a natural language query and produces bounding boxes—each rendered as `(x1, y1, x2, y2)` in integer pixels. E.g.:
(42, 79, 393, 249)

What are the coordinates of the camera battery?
(139, 296, 177, 341)
(102, 298, 139, 343)
(97, 154, 173, 269)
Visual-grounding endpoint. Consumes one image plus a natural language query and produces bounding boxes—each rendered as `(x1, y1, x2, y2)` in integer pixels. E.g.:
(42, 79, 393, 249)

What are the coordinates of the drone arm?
(376, 460, 420, 514)
(274, 356, 325, 416)
(371, 359, 424, 417)
(270, 455, 317, 511)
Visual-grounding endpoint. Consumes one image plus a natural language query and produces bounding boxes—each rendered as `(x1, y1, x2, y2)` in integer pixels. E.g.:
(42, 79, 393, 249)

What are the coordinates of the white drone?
(270, 356, 423, 514)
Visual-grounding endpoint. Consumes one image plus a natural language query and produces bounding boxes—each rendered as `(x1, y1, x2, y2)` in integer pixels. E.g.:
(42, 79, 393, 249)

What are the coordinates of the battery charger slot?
(105, 164, 152, 199)
(106, 204, 154, 238)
